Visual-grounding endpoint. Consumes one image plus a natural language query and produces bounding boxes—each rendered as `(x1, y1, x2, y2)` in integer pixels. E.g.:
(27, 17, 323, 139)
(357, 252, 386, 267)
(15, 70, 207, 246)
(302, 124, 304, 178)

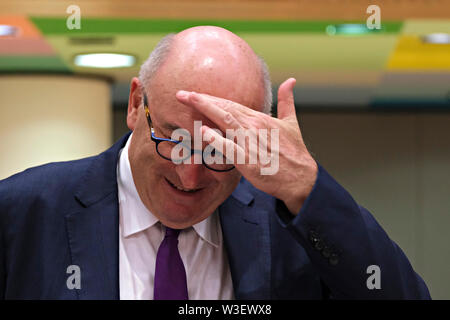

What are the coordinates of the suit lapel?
(65, 132, 131, 299)
(219, 178, 273, 299)
(63, 131, 273, 299)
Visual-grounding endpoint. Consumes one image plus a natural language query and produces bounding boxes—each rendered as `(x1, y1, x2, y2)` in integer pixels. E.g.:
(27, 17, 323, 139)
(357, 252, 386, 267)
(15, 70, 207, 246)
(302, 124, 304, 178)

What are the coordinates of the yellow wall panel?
(387, 36, 450, 70)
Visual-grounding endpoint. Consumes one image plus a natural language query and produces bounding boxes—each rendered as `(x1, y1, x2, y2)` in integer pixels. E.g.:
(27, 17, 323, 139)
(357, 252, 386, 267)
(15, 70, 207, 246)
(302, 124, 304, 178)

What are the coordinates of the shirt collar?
(117, 133, 221, 248)
(192, 209, 221, 248)
(117, 133, 159, 237)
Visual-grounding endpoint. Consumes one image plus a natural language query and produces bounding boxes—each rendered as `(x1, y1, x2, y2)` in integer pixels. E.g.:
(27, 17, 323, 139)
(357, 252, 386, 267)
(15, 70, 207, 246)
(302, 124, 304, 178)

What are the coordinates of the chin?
(159, 197, 212, 227)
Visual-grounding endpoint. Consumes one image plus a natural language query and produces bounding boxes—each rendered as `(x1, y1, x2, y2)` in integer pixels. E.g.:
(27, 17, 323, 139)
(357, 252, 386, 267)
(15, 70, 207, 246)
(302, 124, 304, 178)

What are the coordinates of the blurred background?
(0, 0, 449, 298)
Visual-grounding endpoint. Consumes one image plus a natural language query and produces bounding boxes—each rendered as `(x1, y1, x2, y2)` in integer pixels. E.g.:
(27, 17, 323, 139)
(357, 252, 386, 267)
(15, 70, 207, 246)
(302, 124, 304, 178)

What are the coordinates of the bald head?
(173, 26, 259, 76)
(139, 26, 272, 114)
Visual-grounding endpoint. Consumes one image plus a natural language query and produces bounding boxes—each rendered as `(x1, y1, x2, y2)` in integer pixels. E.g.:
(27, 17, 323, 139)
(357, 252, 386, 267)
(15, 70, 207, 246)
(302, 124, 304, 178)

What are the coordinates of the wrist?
(281, 159, 318, 215)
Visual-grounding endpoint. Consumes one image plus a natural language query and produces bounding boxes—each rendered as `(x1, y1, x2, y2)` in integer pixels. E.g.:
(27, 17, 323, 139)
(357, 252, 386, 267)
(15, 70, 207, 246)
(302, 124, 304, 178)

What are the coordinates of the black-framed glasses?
(142, 91, 235, 172)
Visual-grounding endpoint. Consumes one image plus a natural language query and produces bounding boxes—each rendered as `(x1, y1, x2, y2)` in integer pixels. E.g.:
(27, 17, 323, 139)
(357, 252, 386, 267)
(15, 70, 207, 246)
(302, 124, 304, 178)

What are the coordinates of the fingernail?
(176, 90, 189, 100)
(190, 91, 199, 102)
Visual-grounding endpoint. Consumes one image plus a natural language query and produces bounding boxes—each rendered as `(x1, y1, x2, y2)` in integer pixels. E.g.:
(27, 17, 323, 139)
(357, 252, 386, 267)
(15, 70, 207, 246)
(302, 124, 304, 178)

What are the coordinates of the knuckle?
(222, 100, 233, 111)
(259, 114, 270, 128)
(250, 116, 264, 128)
(224, 112, 234, 124)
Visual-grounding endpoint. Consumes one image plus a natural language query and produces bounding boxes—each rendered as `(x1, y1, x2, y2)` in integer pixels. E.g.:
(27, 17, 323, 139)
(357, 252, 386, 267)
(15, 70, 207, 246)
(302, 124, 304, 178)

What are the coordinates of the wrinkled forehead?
(146, 58, 264, 135)
(149, 96, 218, 137)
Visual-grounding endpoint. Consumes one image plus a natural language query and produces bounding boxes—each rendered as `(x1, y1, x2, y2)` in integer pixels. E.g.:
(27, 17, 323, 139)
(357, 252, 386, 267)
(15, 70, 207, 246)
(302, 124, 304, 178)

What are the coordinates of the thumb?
(276, 78, 296, 120)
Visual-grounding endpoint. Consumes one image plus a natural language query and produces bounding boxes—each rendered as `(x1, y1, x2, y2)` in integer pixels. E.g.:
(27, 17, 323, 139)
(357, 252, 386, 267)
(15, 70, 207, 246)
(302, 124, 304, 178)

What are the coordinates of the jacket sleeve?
(276, 162, 431, 299)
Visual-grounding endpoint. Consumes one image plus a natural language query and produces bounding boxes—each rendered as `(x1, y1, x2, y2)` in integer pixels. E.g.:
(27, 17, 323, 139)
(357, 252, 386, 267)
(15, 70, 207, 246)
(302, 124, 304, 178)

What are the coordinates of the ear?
(127, 77, 143, 131)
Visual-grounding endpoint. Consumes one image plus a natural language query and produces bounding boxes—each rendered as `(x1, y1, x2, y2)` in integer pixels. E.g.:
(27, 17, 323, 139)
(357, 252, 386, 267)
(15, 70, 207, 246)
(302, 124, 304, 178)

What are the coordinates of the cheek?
(156, 160, 177, 175)
(145, 154, 173, 179)
(131, 140, 165, 180)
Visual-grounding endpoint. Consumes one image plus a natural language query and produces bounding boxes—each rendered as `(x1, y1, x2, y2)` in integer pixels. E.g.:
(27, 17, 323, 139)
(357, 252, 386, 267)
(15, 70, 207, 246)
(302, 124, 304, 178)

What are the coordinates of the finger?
(197, 93, 257, 118)
(202, 125, 246, 167)
(277, 78, 297, 120)
(176, 91, 248, 131)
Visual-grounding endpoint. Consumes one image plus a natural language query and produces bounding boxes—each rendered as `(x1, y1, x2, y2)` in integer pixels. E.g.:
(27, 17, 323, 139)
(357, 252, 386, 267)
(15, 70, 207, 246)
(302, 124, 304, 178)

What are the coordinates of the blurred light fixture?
(326, 24, 378, 36)
(325, 25, 337, 36)
(74, 53, 136, 68)
(0, 25, 19, 37)
(422, 33, 450, 44)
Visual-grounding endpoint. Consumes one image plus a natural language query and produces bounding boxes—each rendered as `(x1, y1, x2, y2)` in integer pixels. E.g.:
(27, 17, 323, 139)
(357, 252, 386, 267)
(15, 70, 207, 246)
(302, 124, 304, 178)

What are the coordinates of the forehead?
(159, 109, 217, 135)
(147, 87, 218, 134)
(147, 73, 264, 134)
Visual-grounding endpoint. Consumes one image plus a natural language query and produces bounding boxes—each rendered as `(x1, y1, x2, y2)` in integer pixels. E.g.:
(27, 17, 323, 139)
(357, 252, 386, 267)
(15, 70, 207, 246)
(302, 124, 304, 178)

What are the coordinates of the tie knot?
(164, 226, 181, 238)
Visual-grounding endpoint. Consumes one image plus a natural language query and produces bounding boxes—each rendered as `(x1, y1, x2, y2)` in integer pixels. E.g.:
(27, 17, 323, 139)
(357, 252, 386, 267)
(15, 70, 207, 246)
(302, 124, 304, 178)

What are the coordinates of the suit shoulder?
(0, 157, 94, 207)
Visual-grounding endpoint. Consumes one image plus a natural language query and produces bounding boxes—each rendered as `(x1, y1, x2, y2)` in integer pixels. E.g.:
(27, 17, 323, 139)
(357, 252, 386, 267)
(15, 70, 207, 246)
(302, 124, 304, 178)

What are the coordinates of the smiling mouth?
(165, 177, 202, 193)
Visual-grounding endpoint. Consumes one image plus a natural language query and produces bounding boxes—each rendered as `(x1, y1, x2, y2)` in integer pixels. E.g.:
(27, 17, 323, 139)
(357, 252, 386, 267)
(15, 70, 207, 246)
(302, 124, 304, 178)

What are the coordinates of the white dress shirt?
(117, 133, 234, 300)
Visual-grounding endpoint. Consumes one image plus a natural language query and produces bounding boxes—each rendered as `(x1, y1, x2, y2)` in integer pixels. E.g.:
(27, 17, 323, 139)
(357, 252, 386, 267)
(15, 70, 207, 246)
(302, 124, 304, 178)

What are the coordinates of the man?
(0, 26, 430, 299)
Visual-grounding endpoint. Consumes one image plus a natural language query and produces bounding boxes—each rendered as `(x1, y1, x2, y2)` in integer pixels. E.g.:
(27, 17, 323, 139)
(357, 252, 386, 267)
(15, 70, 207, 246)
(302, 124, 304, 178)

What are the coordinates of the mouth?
(165, 177, 203, 193)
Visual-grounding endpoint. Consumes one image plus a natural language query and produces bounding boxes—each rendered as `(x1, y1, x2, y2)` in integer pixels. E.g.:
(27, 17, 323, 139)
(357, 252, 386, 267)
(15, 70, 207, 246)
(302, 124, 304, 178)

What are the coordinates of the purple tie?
(154, 226, 189, 300)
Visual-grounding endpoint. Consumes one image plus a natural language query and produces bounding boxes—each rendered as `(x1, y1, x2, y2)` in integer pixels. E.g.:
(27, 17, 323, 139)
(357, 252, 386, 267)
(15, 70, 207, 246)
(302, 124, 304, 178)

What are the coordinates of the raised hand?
(175, 78, 318, 214)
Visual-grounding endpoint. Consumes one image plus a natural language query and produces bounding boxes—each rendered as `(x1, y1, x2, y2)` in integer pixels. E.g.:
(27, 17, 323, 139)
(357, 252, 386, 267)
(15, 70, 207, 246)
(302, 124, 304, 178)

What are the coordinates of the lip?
(163, 177, 206, 201)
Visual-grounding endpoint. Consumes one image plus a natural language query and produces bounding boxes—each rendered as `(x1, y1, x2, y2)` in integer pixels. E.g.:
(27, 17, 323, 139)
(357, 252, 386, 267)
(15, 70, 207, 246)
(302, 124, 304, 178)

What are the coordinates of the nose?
(175, 162, 205, 189)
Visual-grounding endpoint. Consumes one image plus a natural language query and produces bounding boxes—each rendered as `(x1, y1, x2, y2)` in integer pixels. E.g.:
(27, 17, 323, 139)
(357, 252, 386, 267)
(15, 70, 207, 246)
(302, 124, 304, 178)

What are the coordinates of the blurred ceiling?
(0, 0, 449, 108)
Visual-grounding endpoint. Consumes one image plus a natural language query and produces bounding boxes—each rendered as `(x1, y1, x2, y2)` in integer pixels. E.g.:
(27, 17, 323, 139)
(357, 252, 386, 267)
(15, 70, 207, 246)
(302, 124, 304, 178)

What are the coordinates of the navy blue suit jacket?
(0, 132, 431, 299)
